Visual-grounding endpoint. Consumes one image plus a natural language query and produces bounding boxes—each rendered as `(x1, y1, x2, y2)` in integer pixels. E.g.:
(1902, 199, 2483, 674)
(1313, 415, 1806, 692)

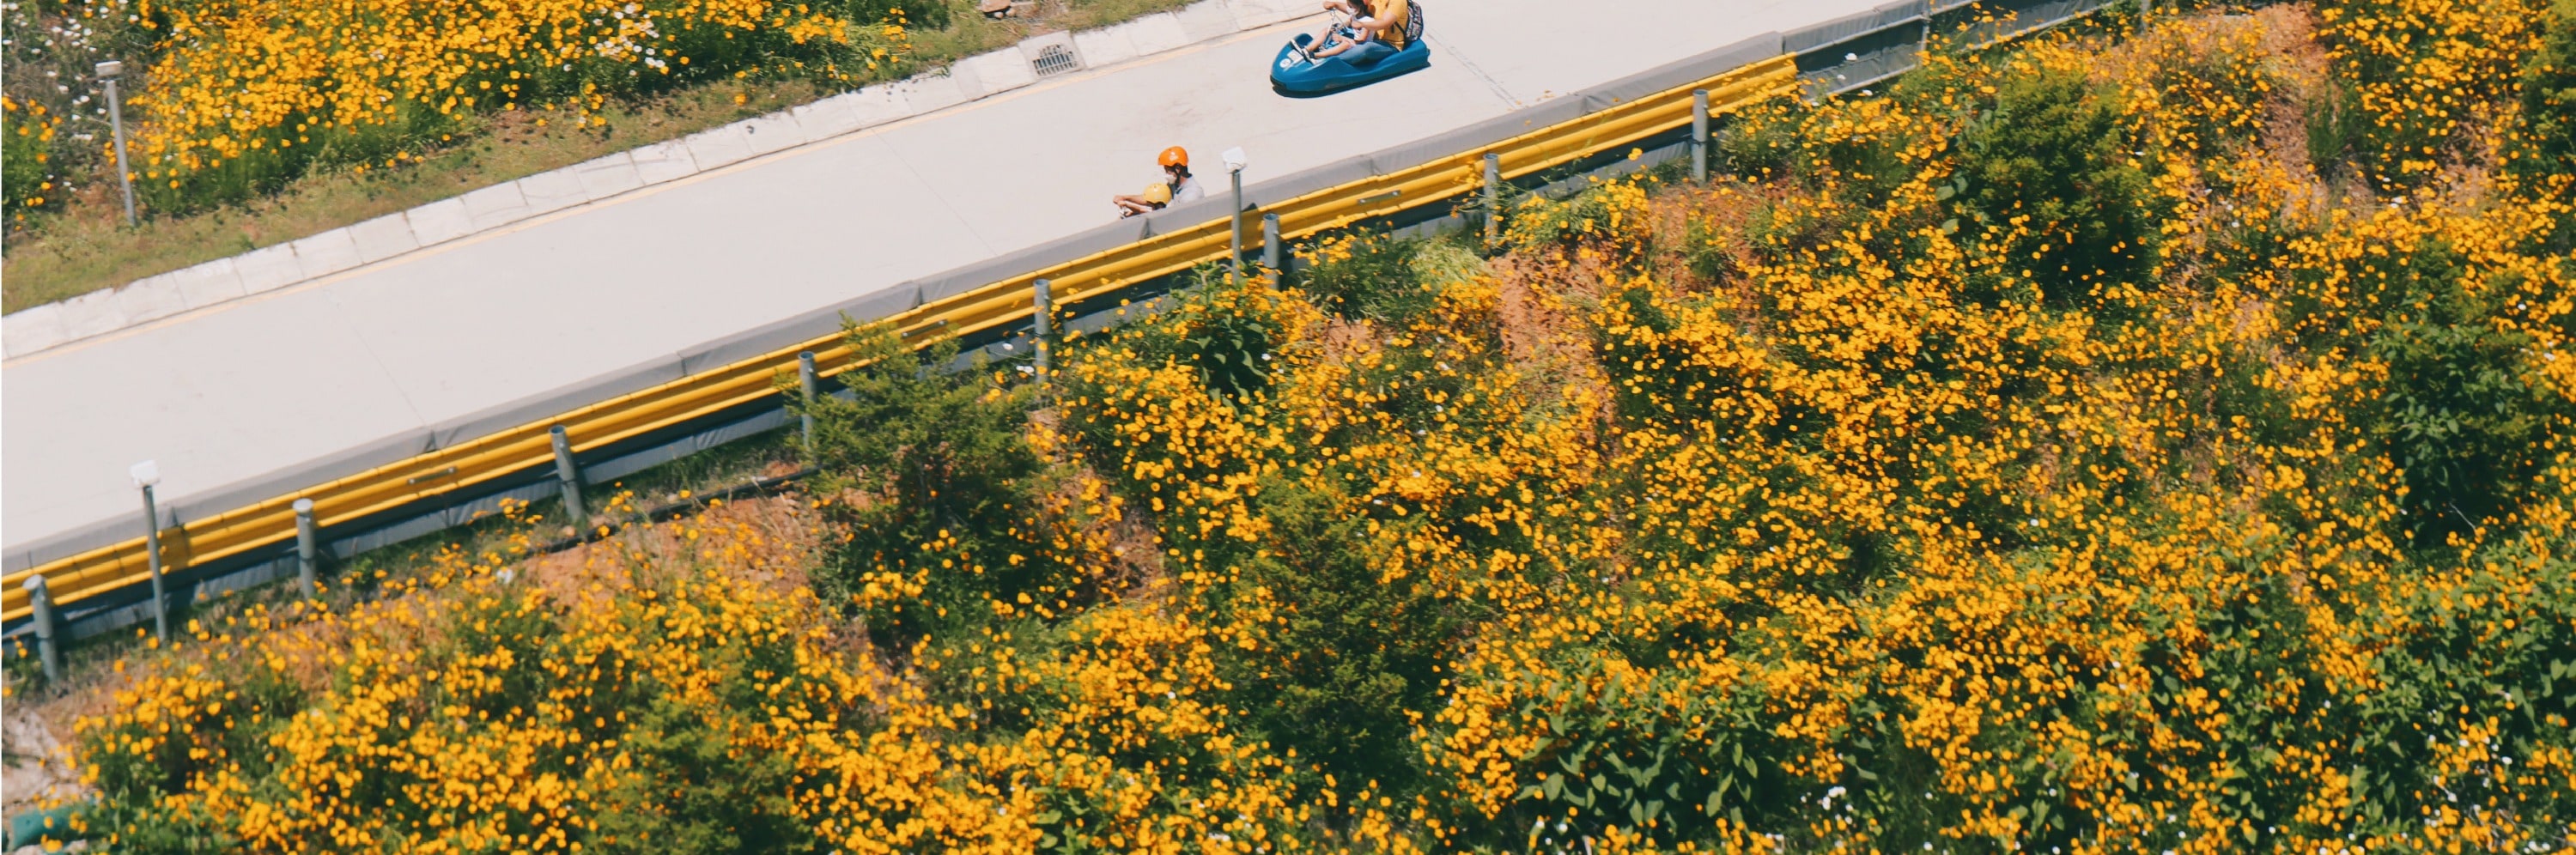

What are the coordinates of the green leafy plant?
(1503, 178, 1655, 270)
(2306, 78, 2367, 181)
(2, 97, 63, 224)
(1951, 65, 2162, 306)
(2366, 261, 2569, 543)
(799, 320, 1057, 638)
(1297, 231, 1430, 322)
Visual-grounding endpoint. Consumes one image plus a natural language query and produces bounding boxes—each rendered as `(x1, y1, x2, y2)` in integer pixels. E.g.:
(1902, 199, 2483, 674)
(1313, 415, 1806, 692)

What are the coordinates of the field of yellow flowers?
(26, 0, 2576, 851)
(0, 0, 924, 221)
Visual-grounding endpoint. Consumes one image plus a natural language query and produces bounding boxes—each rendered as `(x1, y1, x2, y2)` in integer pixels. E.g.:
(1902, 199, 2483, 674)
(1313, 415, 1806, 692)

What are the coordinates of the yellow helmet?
(1143, 182, 1173, 204)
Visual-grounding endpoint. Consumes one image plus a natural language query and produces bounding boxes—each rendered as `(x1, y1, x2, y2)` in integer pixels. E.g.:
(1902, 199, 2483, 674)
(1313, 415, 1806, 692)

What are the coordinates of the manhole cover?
(1032, 44, 1079, 77)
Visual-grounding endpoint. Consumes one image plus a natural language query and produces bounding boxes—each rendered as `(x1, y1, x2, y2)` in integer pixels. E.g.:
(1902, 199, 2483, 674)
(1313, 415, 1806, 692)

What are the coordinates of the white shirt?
(1170, 175, 1205, 204)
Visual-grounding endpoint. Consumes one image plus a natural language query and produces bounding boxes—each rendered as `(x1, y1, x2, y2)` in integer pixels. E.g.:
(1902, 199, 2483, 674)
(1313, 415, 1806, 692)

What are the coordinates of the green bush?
(3, 97, 62, 224)
(1461, 644, 1805, 852)
(2523, 0, 2576, 171)
(1951, 65, 2162, 306)
(81, 669, 306, 853)
(1078, 267, 1293, 404)
(2516, 0, 2576, 248)
(1059, 262, 1479, 798)
(1713, 97, 1806, 179)
(1210, 477, 1466, 797)
(2320, 0, 2544, 191)
(2365, 258, 2570, 543)
(586, 653, 815, 853)
(800, 321, 1059, 638)
(2344, 537, 2576, 837)
(2306, 79, 2367, 180)
(1297, 232, 1429, 322)
(1503, 179, 1655, 270)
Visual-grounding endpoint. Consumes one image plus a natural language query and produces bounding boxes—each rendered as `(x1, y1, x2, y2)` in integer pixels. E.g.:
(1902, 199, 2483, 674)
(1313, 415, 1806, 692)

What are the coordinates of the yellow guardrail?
(0, 54, 1798, 626)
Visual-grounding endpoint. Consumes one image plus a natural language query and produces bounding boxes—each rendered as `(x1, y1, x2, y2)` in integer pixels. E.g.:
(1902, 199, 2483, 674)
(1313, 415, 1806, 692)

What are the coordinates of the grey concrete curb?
(1, 0, 1310, 361)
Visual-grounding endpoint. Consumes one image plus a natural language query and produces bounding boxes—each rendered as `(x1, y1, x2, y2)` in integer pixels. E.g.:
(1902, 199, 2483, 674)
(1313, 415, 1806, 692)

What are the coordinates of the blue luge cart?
(1269, 2, 1429, 95)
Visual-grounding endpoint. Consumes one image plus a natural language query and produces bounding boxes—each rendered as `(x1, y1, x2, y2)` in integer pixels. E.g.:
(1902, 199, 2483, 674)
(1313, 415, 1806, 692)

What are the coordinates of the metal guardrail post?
(1692, 89, 1711, 183)
(1229, 167, 1247, 285)
(550, 426, 586, 531)
(293, 499, 319, 599)
(137, 480, 168, 640)
(797, 351, 818, 454)
(1483, 152, 1503, 247)
(22, 575, 59, 682)
(1261, 214, 1282, 280)
(1032, 278, 1054, 389)
(98, 61, 136, 227)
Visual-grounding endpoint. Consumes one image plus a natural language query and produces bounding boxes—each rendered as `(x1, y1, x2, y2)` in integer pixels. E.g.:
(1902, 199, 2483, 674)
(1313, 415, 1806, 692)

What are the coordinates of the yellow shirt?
(1360, 0, 1422, 49)
(1368, 0, 1411, 50)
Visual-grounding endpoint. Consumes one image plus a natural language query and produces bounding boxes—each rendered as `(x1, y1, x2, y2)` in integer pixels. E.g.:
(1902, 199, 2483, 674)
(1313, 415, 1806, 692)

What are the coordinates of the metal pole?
(23, 575, 60, 682)
(1692, 89, 1711, 184)
(1482, 153, 1502, 248)
(102, 68, 136, 227)
(294, 499, 319, 599)
(1922, 0, 1935, 52)
(797, 351, 818, 454)
(139, 482, 168, 640)
(1229, 167, 1245, 284)
(1031, 278, 1053, 388)
(1261, 213, 1283, 281)
(550, 426, 586, 531)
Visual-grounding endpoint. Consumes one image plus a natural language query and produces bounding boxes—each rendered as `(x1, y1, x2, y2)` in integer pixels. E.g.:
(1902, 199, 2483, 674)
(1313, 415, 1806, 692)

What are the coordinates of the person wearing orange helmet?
(1115, 146, 1205, 217)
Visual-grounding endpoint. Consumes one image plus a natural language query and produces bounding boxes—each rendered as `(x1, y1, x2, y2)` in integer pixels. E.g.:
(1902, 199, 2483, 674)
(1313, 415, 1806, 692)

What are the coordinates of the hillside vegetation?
(2, 0, 928, 222)
(27, 0, 2576, 852)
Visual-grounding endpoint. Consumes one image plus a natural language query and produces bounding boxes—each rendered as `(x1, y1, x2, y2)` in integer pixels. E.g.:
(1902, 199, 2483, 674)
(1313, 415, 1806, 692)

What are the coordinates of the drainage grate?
(1032, 44, 1080, 77)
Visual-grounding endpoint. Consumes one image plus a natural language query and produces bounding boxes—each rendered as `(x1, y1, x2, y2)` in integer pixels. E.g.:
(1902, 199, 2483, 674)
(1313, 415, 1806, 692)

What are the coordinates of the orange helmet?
(1157, 146, 1189, 168)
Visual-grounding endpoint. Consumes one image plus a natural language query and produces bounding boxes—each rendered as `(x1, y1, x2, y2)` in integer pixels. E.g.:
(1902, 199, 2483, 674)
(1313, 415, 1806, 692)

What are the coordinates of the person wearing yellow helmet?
(1115, 146, 1206, 217)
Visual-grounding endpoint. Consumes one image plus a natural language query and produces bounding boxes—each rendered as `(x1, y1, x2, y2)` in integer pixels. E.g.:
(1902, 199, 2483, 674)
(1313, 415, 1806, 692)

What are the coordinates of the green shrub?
(1211, 477, 1466, 797)
(1466, 651, 1803, 852)
(1951, 65, 2162, 306)
(800, 320, 1058, 638)
(1296, 231, 1429, 322)
(586, 657, 814, 853)
(1714, 98, 1807, 179)
(2367, 269, 2569, 544)
(2523, 0, 2576, 171)
(2306, 79, 2367, 181)
(2346, 533, 2576, 835)
(80, 668, 306, 853)
(2320, 0, 2546, 191)
(3, 97, 62, 225)
(2515, 0, 2576, 247)
(1076, 267, 1294, 403)
(1504, 178, 1656, 270)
